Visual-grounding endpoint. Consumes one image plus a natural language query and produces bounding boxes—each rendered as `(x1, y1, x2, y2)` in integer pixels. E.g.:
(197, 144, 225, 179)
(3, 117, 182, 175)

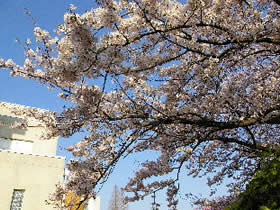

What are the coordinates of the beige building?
(0, 102, 65, 210)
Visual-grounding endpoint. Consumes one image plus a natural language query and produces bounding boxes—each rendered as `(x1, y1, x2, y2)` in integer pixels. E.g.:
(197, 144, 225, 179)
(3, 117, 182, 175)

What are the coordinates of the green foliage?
(226, 152, 280, 210)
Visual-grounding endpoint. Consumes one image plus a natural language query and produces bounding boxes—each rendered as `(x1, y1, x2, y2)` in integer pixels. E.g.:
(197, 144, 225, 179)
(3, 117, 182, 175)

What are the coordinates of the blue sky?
(0, 1, 228, 209)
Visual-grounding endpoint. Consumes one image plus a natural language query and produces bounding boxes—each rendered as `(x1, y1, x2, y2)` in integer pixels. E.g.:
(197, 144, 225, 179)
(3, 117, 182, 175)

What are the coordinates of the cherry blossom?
(2, 0, 280, 208)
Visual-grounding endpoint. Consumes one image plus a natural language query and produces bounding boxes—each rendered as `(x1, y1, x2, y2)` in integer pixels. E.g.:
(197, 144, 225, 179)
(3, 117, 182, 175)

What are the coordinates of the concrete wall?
(0, 101, 65, 210)
(87, 197, 101, 210)
(0, 101, 58, 156)
(0, 150, 64, 210)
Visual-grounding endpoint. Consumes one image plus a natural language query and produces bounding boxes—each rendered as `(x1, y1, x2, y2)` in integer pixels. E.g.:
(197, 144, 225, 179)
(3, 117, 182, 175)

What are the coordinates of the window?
(0, 138, 33, 154)
(0, 115, 20, 127)
(10, 190, 25, 210)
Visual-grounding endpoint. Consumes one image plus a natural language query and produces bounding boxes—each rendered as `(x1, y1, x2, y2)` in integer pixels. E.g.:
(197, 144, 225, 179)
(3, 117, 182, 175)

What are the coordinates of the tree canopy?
(226, 152, 280, 210)
(1, 0, 280, 208)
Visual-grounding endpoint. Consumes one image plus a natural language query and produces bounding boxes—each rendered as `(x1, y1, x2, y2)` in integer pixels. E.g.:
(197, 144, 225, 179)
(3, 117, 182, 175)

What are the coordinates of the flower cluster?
(2, 0, 280, 209)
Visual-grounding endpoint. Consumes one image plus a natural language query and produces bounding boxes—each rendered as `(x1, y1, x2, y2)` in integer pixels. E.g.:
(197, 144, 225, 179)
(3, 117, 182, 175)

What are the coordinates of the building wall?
(0, 101, 65, 210)
(0, 151, 65, 210)
(87, 197, 101, 210)
(0, 102, 58, 156)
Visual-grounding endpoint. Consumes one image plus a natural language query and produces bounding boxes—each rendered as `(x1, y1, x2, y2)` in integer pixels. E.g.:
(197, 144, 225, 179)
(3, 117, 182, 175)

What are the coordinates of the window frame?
(10, 189, 25, 210)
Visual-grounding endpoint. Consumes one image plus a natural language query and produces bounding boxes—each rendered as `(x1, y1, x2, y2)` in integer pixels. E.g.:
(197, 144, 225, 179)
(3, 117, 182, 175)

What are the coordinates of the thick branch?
(273, 0, 280, 6)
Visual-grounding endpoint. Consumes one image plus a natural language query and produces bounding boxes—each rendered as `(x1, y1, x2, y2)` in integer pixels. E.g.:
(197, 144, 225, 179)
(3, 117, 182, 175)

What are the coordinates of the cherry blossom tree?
(1, 0, 280, 208)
